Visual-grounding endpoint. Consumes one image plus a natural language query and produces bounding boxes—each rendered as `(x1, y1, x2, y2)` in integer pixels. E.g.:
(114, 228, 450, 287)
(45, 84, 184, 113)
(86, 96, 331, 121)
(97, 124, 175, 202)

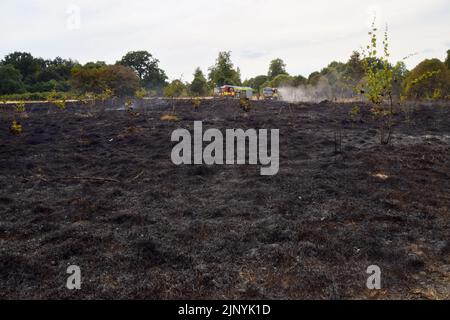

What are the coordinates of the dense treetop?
(0, 49, 449, 99)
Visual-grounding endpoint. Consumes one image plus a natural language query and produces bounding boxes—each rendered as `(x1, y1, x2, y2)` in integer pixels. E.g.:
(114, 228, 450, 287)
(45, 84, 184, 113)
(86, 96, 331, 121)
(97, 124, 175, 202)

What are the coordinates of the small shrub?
(125, 99, 133, 111)
(192, 97, 201, 110)
(54, 99, 66, 110)
(431, 88, 442, 101)
(47, 90, 66, 110)
(15, 101, 25, 113)
(100, 88, 113, 104)
(239, 98, 251, 112)
(79, 92, 94, 105)
(46, 90, 57, 102)
(125, 99, 140, 117)
(135, 88, 147, 99)
(10, 120, 22, 134)
(358, 19, 397, 145)
(164, 80, 188, 98)
(349, 105, 361, 121)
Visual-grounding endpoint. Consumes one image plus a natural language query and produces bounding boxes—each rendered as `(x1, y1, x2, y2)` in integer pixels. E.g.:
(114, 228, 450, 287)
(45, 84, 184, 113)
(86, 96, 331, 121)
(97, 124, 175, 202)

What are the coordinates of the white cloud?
(0, 0, 449, 81)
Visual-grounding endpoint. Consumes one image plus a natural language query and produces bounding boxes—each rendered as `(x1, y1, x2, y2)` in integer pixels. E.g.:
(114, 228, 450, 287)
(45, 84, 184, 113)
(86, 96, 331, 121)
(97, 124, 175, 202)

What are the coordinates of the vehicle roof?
(220, 85, 254, 91)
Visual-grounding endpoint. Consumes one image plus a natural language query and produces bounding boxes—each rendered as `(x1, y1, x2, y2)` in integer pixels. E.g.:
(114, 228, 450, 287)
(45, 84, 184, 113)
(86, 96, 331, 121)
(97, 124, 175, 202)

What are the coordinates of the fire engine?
(215, 85, 254, 99)
(262, 87, 279, 100)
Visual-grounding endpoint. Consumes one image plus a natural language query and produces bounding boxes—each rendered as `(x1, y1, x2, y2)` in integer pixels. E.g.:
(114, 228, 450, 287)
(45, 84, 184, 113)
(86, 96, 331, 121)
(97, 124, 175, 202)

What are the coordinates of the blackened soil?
(0, 99, 449, 299)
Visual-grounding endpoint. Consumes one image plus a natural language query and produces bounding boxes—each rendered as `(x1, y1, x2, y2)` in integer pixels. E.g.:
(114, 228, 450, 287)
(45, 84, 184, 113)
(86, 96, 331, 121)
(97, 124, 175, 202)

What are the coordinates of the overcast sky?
(1, 0, 449, 81)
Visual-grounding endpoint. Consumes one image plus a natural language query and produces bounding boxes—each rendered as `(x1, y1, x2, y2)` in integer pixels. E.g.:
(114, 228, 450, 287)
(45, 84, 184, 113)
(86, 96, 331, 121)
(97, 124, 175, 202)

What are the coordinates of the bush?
(164, 80, 188, 98)
(358, 19, 396, 145)
(70, 65, 105, 93)
(403, 59, 449, 100)
(102, 64, 141, 96)
(71, 64, 140, 97)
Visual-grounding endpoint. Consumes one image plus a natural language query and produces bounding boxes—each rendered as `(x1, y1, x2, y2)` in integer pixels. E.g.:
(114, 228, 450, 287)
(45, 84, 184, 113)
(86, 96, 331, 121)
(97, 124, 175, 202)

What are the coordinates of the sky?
(1, 0, 449, 81)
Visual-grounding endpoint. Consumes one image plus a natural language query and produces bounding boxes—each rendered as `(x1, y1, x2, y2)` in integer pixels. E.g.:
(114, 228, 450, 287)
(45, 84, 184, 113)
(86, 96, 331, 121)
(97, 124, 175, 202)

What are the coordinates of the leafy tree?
(118, 51, 167, 88)
(392, 61, 408, 97)
(189, 67, 208, 96)
(358, 20, 403, 144)
(403, 59, 449, 99)
(323, 61, 346, 74)
(359, 22, 395, 106)
(70, 64, 105, 93)
(321, 59, 368, 99)
(2, 52, 40, 84)
(0, 53, 77, 93)
(164, 79, 188, 98)
(292, 75, 307, 86)
(320, 64, 341, 81)
(47, 57, 77, 80)
(268, 58, 288, 80)
(308, 72, 322, 86)
(270, 74, 294, 87)
(102, 64, 141, 96)
(243, 75, 268, 91)
(30, 58, 76, 92)
(259, 74, 304, 89)
(344, 51, 365, 82)
(84, 61, 107, 69)
(71, 63, 140, 96)
(208, 51, 241, 87)
(0, 65, 26, 94)
(321, 62, 347, 91)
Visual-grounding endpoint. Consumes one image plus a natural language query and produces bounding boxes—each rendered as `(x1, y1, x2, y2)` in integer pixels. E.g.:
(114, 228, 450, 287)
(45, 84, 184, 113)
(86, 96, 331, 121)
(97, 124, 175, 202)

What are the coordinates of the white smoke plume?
(278, 74, 359, 103)
(278, 77, 332, 103)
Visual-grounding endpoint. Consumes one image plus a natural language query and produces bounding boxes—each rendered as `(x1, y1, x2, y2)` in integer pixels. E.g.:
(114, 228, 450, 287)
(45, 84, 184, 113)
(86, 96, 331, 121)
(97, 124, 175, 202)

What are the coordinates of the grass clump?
(10, 120, 22, 134)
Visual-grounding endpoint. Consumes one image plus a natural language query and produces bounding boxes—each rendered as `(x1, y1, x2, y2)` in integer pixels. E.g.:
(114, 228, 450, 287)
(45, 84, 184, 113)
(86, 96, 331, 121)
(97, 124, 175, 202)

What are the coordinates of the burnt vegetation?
(0, 98, 449, 299)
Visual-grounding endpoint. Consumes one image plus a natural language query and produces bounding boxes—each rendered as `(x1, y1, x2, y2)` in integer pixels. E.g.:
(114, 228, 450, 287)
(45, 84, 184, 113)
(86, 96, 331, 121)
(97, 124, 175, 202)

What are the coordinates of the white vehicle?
(262, 87, 279, 100)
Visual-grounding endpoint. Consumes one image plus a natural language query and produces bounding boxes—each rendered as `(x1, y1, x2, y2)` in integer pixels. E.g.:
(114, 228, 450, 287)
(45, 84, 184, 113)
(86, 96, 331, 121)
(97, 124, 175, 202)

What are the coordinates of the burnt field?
(0, 99, 449, 299)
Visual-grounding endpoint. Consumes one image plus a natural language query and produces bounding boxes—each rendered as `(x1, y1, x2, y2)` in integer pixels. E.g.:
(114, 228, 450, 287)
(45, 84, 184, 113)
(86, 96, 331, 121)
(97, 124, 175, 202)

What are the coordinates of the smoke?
(278, 77, 332, 103)
(278, 73, 359, 103)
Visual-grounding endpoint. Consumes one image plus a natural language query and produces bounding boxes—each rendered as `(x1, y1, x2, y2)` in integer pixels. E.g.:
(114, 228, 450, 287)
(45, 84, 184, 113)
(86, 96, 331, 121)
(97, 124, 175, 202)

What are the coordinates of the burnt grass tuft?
(0, 100, 449, 299)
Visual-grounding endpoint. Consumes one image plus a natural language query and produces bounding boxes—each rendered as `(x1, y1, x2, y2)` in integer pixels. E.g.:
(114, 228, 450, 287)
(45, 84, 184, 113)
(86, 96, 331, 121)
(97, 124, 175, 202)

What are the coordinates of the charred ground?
(0, 99, 449, 299)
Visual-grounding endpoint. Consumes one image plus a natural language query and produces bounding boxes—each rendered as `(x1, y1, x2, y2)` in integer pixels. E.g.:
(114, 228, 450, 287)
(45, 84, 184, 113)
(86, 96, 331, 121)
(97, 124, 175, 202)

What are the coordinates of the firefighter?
(273, 88, 279, 100)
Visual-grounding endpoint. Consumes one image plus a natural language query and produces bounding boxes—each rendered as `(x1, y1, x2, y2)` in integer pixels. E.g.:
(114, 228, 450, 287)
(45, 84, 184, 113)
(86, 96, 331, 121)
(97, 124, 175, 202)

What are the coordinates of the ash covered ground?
(0, 99, 449, 299)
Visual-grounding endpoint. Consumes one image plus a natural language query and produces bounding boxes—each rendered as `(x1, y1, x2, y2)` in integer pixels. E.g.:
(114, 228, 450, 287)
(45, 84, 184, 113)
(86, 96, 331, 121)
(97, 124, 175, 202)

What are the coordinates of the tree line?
(243, 51, 450, 101)
(0, 51, 167, 99)
(0, 49, 449, 100)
